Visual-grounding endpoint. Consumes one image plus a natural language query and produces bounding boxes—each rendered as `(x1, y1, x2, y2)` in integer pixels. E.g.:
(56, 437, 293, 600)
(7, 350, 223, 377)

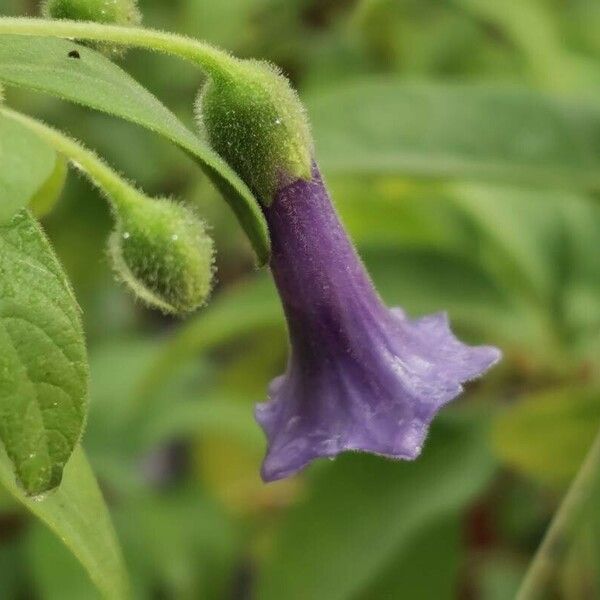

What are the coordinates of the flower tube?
(197, 58, 501, 482)
(255, 166, 500, 481)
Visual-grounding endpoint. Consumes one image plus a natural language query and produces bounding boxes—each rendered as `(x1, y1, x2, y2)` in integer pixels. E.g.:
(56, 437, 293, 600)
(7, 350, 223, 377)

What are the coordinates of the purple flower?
(255, 165, 501, 482)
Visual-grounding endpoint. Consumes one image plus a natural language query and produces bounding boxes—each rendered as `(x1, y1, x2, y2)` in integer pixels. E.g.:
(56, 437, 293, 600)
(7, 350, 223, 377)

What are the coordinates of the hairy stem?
(0, 106, 143, 212)
(0, 17, 236, 75)
(516, 426, 600, 600)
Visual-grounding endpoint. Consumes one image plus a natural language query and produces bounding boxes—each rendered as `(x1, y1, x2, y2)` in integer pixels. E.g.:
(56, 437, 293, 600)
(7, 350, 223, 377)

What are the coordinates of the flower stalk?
(0, 107, 214, 314)
(0, 17, 236, 75)
(516, 425, 600, 600)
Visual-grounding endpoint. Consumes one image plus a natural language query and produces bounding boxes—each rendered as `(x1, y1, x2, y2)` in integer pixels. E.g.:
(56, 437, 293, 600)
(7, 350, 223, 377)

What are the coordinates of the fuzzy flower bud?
(108, 194, 214, 315)
(42, 0, 141, 56)
(42, 0, 141, 26)
(196, 59, 313, 205)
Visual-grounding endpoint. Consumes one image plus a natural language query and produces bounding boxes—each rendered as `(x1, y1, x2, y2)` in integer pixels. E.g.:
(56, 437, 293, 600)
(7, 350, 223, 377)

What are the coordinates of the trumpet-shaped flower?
(256, 166, 500, 482)
(194, 58, 499, 482)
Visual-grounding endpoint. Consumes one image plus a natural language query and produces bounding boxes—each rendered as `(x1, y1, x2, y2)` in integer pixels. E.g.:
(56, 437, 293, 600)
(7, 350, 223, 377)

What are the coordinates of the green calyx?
(108, 194, 215, 315)
(196, 58, 313, 205)
(42, 0, 141, 56)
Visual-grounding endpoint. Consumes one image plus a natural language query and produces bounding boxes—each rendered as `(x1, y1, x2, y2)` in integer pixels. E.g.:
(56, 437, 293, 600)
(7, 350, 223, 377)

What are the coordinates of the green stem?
(516, 426, 600, 600)
(0, 17, 237, 76)
(0, 106, 144, 212)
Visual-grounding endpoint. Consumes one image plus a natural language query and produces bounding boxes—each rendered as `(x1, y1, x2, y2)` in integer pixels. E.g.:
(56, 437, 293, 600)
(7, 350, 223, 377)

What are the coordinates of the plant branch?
(0, 17, 236, 75)
(516, 425, 600, 599)
(0, 106, 144, 211)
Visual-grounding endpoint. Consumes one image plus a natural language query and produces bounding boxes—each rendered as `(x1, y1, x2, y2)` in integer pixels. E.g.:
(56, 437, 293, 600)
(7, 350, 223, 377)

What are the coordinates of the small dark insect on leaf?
(68, 50, 81, 59)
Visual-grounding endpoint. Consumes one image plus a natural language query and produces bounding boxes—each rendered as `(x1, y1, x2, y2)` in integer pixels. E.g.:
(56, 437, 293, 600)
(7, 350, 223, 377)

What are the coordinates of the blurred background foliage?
(1, 0, 600, 598)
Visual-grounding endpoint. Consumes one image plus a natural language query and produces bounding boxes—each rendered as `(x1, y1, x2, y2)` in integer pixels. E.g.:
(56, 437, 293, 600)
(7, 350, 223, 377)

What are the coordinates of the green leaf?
(0, 110, 56, 223)
(450, 184, 569, 301)
(493, 386, 600, 486)
(0, 535, 28, 598)
(330, 176, 471, 252)
(477, 555, 524, 600)
(561, 524, 600, 600)
(448, 185, 600, 362)
(257, 414, 496, 600)
(308, 81, 600, 189)
(179, 0, 270, 47)
(367, 248, 511, 325)
(114, 488, 237, 600)
(28, 523, 101, 600)
(358, 514, 462, 600)
(456, 0, 579, 90)
(136, 274, 281, 397)
(0, 210, 87, 495)
(0, 35, 270, 264)
(139, 395, 263, 452)
(29, 153, 68, 219)
(0, 445, 129, 600)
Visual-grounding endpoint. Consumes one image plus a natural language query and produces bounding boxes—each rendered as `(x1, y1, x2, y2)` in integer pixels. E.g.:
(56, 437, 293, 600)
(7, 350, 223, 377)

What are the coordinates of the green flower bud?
(42, 0, 141, 56)
(108, 195, 215, 315)
(196, 59, 313, 205)
(42, 0, 141, 25)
